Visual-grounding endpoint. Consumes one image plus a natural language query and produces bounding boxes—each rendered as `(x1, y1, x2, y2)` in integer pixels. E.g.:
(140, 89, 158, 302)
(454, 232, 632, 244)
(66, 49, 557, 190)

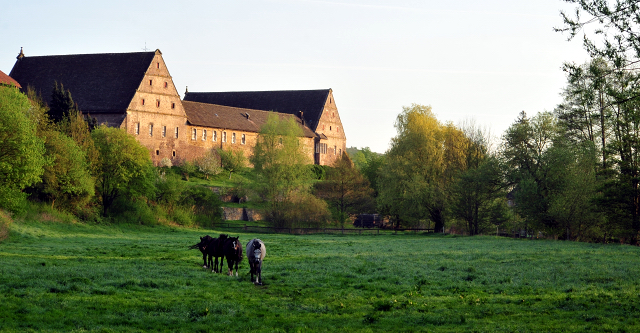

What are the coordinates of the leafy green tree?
(92, 126, 154, 216)
(40, 130, 95, 210)
(315, 152, 375, 227)
(378, 104, 469, 230)
(0, 86, 46, 212)
(218, 148, 246, 179)
(250, 114, 322, 227)
(350, 147, 385, 197)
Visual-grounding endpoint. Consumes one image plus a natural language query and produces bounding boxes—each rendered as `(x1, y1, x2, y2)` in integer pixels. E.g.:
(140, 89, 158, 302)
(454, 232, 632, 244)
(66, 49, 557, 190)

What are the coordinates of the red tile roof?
(183, 89, 331, 131)
(182, 100, 317, 138)
(0, 69, 20, 88)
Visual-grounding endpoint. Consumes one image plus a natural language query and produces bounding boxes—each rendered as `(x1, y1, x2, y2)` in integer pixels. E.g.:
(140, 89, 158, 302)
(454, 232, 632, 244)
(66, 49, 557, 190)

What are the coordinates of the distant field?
(1, 221, 639, 332)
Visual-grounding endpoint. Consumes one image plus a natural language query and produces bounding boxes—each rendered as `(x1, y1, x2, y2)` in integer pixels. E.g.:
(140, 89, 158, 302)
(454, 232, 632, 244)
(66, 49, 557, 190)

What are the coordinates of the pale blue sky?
(1, 0, 588, 153)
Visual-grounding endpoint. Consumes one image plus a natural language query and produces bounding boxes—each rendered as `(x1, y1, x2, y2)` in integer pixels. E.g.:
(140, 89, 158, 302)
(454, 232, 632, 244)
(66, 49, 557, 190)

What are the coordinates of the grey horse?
(246, 238, 266, 284)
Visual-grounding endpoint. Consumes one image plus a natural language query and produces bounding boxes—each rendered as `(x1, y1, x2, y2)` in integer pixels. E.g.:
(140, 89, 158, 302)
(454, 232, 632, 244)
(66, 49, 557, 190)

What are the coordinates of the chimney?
(246, 112, 250, 119)
(298, 111, 304, 125)
(185, 86, 189, 94)
(16, 47, 24, 60)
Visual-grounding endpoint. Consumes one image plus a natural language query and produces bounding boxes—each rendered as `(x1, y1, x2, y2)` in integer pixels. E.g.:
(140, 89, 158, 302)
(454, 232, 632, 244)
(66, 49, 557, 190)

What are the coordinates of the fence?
(212, 223, 435, 235)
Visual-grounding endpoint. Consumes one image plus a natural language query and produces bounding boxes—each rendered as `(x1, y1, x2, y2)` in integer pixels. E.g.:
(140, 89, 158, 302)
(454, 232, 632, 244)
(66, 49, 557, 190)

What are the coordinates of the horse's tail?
(188, 243, 200, 250)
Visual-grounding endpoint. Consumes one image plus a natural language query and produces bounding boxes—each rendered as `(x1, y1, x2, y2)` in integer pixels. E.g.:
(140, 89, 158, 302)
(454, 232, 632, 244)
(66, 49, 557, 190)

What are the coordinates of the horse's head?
(252, 240, 262, 262)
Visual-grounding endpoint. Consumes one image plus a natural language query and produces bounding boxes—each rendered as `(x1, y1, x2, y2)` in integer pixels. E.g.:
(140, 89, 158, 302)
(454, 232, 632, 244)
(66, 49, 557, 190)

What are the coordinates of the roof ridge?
(186, 88, 331, 94)
(17, 51, 157, 59)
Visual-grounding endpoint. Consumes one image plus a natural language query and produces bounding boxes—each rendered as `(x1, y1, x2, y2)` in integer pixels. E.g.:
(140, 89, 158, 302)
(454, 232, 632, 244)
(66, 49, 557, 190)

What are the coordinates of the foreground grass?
(1, 221, 639, 332)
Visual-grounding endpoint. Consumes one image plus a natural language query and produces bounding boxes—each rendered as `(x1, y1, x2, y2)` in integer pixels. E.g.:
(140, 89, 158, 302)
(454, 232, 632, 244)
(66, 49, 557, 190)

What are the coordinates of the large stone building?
(8, 49, 347, 165)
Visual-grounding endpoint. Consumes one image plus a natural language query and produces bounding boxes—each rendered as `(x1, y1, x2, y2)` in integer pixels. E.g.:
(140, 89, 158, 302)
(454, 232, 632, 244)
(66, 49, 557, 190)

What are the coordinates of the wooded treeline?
(2, 0, 640, 244)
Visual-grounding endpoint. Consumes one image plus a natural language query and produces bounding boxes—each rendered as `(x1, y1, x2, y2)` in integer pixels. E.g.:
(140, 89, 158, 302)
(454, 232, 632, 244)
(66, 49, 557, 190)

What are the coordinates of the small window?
(192, 128, 197, 140)
(337, 126, 340, 133)
(149, 79, 153, 86)
(241, 134, 246, 145)
(232, 133, 236, 144)
(222, 131, 227, 143)
(162, 126, 166, 138)
(156, 100, 160, 108)
(164, 82, 168, 88)
(334, 145, 337, 155)
(323, 125, 325, 130)
(149, 124, 153, 136)
(141, 99, 145, 106)
(135, 122, 140, 135)
(172, 150, 176, 158)
(203, 129, 207, 141)
(155, 149, 160, 156)
(175, 127, 179, 138)
(213, 131, 217, 142)
(171, 102, 175, 109)
(157, 63, 160, 69)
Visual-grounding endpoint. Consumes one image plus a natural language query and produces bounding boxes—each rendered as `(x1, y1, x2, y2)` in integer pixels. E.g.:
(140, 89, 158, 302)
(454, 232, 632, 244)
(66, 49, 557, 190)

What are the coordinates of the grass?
(1, 220, 639, 332)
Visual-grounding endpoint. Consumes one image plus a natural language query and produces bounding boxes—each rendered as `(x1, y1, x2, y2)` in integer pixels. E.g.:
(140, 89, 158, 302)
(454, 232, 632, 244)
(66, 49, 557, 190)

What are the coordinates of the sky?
(1, 0, 589, 153)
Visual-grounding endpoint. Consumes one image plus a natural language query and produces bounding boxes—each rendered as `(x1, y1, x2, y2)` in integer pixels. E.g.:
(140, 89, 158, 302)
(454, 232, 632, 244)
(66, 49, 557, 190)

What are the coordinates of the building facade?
(9, 49, 347, 166)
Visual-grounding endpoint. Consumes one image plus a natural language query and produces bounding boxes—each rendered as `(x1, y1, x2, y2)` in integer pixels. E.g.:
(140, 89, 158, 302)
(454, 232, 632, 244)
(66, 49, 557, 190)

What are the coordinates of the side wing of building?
(183, 89, 347, 165)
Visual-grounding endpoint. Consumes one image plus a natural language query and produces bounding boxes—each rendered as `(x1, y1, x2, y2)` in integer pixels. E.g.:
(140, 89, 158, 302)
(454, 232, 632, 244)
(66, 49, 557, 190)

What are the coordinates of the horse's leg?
(202, 253, 207, 268)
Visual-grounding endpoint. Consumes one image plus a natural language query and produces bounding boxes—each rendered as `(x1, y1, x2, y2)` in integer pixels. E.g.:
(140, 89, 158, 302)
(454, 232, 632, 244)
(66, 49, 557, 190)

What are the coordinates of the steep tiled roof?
(182, 100, 317, 138)
(9, 51, 156, 113)
(183, 89, 330, 131)
(0, 69, 20, 87)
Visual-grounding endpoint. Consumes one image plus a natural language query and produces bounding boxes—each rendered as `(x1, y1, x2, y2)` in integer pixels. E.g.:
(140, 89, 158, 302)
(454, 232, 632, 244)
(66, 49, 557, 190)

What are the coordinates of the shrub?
(107, 197, 156, 225)
(0, 210, 12, 241)
(266, 194, 330, 228)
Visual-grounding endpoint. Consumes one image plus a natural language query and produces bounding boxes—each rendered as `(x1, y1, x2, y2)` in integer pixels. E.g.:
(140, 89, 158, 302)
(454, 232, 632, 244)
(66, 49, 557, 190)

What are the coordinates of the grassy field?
(1, 220, 639, 332)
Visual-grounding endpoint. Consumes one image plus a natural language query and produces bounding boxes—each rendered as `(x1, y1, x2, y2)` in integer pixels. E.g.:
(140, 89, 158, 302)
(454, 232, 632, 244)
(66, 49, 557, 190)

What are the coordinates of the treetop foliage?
(0, 86, 46, 212)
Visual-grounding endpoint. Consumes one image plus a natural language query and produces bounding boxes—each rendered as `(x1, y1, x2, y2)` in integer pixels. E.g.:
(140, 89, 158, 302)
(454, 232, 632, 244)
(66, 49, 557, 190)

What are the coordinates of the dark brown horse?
(209, 234, 228, 273)
(223, 236, 243, 276)
(188, 235, 214, 268)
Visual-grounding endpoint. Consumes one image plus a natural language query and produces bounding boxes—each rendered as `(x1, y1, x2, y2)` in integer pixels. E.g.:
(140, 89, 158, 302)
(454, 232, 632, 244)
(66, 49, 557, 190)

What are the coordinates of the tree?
(92, 126, 154, 216)
(250, 114, 323, 227)
(195, 149, 222, 179)
(49, 82, 76, 123)
(0, 86, 46, 212)
(377, 104, 469, 231)
(450, 122, 506, 235)
(40, 130, 94, 210)
(350, 147, 385, 198)
(315, 152, 375, 227)
(218, 148, 246, 179)
(557, 0, 640, 73)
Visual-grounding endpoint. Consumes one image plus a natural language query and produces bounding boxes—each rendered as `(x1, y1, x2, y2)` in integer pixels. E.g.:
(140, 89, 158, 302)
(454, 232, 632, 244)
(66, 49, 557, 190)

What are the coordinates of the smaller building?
(0, 69, 20, 88)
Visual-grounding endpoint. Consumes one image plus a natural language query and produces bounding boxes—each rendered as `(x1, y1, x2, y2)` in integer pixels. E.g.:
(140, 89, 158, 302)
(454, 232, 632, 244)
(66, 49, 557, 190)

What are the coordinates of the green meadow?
(1, 220, 639, 332)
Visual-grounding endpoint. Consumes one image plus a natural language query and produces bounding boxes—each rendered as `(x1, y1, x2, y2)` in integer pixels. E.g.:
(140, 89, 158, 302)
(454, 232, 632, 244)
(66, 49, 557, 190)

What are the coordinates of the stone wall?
(222, 207, 264, 222)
